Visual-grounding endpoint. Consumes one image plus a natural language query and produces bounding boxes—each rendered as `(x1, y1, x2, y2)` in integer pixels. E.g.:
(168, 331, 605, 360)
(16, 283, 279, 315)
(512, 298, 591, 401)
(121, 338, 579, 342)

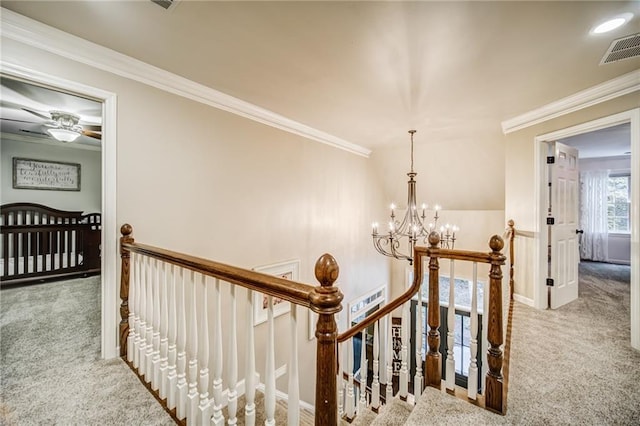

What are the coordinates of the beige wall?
(504, 92, 639, 300)
(0, 138, 102, 212)
(1, 37, 390, 405)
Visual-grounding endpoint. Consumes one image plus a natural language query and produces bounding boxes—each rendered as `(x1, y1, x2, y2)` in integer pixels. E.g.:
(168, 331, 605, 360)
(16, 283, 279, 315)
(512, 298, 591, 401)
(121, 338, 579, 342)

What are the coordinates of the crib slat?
(288, 304, 300, 426)
(167, 265, 178, 410)
(446, 260, 456, 391)
(159, 262, 170, 399)
(468, 262, 479, 400)
(187, 271, 199, 425)
(176, 268, 188, 420)
(197, 275, 211, 426)
(245, 290, 256, 426)
(359, 328, 368, 412)
(225, 285, 238, 425)
(264, 296, 276, 426)
(152, 260, 162, 391)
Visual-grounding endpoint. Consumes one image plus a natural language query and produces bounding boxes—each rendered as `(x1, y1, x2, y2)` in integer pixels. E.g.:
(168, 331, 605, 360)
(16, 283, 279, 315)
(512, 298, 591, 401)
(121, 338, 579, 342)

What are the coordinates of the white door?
(550, 142, 580, 309)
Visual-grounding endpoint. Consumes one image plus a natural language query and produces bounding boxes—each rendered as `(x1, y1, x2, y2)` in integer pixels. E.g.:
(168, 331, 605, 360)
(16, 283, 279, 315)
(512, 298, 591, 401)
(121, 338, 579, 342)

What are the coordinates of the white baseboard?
(255, 364, 316, 414)
(513, 294, 535, 307)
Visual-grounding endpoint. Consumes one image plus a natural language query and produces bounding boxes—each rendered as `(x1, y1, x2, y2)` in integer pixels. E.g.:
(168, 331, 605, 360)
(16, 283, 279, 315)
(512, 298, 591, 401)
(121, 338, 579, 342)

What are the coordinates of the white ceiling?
(560, 122, 631, 159)
(1, 1, 639, 153)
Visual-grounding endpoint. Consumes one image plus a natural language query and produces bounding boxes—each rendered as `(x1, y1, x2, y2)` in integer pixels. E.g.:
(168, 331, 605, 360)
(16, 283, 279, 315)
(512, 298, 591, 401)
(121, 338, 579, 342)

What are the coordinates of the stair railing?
(335, 231, 508, 421)
(119, 224, 343, 426)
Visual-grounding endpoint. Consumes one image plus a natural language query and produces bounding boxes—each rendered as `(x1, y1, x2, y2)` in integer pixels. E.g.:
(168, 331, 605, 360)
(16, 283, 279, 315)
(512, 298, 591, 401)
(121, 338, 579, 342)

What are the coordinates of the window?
(607, 174, 631, 233)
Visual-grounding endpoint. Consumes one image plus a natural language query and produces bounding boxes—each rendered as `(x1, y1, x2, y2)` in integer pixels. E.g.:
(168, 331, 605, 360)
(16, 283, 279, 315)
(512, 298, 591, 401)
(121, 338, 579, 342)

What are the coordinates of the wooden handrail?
(120, 229, 317, 310)
(337, 232, 504, 343)
(119, 224, 344, 426)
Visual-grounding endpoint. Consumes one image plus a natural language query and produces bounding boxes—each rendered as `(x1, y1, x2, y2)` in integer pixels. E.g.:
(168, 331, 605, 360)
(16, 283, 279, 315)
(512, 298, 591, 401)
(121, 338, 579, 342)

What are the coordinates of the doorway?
(533, 109, 639, 350)
(1, 62, 118, 358)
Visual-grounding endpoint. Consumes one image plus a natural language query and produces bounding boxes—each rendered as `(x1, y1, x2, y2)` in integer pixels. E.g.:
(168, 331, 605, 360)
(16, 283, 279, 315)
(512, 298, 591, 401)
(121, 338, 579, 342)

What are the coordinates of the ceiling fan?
(0, 103, 102, 142)
(23, 107, 102, 142)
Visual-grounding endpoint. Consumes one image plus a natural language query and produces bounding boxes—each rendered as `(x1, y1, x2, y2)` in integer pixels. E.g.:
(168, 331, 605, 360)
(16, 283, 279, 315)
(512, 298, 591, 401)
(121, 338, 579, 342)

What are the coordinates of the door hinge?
(546, 278, 555, 287)
(547, 156, 555, 164)
(547, 217, 555, 225)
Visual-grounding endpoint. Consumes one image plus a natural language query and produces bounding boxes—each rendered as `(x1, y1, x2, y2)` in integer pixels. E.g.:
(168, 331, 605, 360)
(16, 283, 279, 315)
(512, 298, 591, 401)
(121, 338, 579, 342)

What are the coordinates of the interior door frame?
(1, 61, 119, 359)
(533, 108, 639, 350)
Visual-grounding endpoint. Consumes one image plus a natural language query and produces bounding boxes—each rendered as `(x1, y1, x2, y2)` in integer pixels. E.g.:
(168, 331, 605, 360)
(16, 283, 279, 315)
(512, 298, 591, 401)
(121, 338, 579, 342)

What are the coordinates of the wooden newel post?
(507, 220, 515, 301)
(119, 224, 134, 358)
(311, 253, 343, 426)
(425, 232, 442, 388)
(485, 235, 506, 414)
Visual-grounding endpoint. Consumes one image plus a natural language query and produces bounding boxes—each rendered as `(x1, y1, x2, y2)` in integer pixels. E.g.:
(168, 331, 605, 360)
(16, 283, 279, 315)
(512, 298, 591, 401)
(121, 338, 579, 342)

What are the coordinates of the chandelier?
(371, 130, 458, 264)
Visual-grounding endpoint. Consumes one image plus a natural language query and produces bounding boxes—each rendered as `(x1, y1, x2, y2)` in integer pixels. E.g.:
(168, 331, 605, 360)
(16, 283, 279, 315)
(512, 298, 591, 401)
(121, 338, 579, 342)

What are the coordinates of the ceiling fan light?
(47, 128, 81, 142)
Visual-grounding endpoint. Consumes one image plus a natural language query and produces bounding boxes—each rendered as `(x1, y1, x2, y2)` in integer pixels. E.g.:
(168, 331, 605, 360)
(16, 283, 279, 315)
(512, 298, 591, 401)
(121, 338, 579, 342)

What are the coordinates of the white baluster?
(127, 252, 136, 363)
(187, 271, 199, 425)
(371, 321, 380, 411)
(468, 262, 479, 400)
(145, 258, 155, 382)
(345, 337, 355, 421)
(358, 328, 368, 412)
(159, 262, 169, 399)
(167, 265, 178, 410)
(386, 316, 394, 404)
(414, 284, 424, 398)
(176, 268, 188, 420)
(226, 285, 238, 426)
(399, 302, 409, 401)
(244, 290, 256, 426)
(264, 296, 276, 426)
(288, 304, 299, 426)
(137, 255, 147, 377)
(197, 275, 211, 426)
(133, 253, 142, 369)
(211, 279, 224, 426)
(152, 259, 162, 390)
(337, 341, 344, 417)
(446, 260, 456, 391)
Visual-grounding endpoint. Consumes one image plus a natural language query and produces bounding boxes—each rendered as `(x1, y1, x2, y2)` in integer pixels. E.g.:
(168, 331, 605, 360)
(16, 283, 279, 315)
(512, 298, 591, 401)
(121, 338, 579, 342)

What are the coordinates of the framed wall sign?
(13, 157, 81, 191)
(253, 259, 299, 326)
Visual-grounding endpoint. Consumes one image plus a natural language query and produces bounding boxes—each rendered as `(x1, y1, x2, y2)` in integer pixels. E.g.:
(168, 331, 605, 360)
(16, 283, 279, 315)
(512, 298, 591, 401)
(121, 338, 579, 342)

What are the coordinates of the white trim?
(0, 8, 370, 158)
(513, 294, 534, 307)
(533, 108, 639, 351)
(0, 61, 119, 359)
(502, 70, 640, 134)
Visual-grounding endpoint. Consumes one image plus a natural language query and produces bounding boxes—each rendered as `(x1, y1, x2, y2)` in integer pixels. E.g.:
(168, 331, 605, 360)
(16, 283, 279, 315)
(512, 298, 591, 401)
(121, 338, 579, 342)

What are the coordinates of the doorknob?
(576, 229, 584, 234)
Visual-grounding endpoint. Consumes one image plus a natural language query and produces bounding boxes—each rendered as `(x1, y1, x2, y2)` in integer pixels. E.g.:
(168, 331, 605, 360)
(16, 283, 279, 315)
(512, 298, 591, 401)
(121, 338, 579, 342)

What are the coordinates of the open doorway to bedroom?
(0, 76, 105, 369)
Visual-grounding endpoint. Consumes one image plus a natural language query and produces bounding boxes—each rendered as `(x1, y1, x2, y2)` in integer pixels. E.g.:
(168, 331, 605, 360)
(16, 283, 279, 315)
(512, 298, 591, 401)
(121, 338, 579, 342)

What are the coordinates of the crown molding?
(0, 8, 371, 158)
(501, 69, 640, 134)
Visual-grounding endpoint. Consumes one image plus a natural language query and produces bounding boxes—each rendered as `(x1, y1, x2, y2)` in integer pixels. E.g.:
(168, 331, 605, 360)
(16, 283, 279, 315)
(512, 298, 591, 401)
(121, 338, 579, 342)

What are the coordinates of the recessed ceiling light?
(591, 13, 634, 34)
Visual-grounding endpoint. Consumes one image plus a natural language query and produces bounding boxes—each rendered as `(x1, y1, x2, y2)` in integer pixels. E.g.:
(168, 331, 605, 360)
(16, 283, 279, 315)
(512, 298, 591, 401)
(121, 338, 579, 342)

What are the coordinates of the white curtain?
(579, 170, 609, 261)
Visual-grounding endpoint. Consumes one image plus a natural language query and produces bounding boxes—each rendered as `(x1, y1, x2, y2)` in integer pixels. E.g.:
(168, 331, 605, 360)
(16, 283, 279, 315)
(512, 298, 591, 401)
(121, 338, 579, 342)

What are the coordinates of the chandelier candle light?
(371, 130, 458, 264)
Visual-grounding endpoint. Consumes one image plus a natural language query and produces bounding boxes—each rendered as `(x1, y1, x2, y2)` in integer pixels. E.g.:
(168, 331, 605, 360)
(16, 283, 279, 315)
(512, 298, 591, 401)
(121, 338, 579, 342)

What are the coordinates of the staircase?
(117, 222, 515, 425)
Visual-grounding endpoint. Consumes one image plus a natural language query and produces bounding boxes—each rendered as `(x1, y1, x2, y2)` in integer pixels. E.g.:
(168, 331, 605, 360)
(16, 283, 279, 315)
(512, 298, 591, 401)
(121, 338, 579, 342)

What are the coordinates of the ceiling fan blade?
(0, 117, 40, 124)
(82, 124, 102, 132)
(82, 130, 102, 140)
(22, 107, 51, 120)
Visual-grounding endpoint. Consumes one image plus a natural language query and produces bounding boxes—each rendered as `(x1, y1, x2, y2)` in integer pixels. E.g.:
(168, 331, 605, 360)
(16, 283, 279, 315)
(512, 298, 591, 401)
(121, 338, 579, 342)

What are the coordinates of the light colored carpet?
(372, 261, 640, 425)
(0, 276, 174, 425)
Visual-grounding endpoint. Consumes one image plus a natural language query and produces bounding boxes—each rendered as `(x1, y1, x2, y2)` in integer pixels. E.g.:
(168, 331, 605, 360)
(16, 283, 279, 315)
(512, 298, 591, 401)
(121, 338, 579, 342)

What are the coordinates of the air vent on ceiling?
(150, 0, 180, 11)
(600, 33, 640, 65)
